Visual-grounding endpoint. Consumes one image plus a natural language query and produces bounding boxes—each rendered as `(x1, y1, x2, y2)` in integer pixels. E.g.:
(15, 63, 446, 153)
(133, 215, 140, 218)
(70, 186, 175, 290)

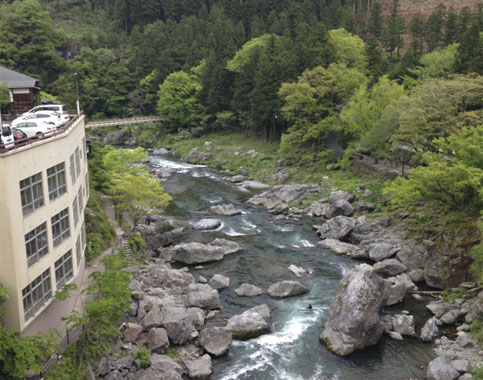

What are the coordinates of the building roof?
(0, 65, 38, 89)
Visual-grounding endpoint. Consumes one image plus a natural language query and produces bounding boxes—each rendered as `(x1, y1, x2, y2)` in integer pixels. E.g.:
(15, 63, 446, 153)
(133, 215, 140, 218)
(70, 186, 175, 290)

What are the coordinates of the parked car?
(0, 124, 15, 148)
(22, 104, 70, 125)
(14, 120, 55, 138)
(12, 128, 28, 141)
(12, 111, 62, 128)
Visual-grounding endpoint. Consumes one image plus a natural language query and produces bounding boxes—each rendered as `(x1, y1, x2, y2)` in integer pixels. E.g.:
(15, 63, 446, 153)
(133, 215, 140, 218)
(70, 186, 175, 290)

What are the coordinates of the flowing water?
(149, 155, 434, 380)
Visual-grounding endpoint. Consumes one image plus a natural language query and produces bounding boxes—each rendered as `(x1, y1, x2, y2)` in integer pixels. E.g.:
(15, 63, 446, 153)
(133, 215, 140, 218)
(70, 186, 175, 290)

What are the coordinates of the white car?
(14, 120, 56, 138)
(12, 112, 62, 128)
(23, 104, 70, 126)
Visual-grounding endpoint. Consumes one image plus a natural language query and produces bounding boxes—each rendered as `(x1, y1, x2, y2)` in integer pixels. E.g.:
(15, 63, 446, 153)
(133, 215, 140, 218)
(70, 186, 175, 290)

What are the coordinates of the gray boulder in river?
(267, 280, 309, 299)
(314, 216, 355, 240)
(226, 304, 272, 340)
(192, 218, 222, 230)
(170, 242, 225, 264)
(199, 326, 233, 356)
(320, 264, 391, 356)
(210, 203, 242, 216)
(247, 184, 319, 211)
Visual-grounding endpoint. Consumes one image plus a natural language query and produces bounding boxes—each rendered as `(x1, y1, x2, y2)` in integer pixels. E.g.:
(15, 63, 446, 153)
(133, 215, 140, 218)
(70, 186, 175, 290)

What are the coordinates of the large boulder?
(199, 327, 233, 357)
(426, 357, 460, 380)
(210, 204, 242, 216)
(315, 216, 356, 240)
(152, 147, 169, 155)
(318, 239, 368, 259)
(325, 199, 354, 218)
(421, 317, 439, 342)
(162, 306, 196, 345)
(247, 184, 318, 211)
(288, 264, 308, 278)
(141, 304, 164, 330)
(170, 242, 225, 264)
(267, 281, 309, 299)
(148, 328, 169, 353)
(209, 238, 242, 255)
(392, 314, 415, 336)
(145, 354, 184, 380)
(142, 265, 195, 290)
(373, 259, 407, 276)
(123, 323, 143, 343)
(184, 354, 212, 379)
(319, 264, 391, 356)
(226, 305, 272, 340)
(367, 242, 400, 262)
(209, 274, 230, 290)
(192, 219, 222, 230)
(185, 283, 221, 310)
(328, 190, 355, 204)
(233, 283, 265, 297)
(306, 200, 331, 218)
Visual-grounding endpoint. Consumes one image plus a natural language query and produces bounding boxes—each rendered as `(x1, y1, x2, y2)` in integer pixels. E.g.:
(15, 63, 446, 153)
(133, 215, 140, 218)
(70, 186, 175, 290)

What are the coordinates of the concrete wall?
(0, 116, 88, 332)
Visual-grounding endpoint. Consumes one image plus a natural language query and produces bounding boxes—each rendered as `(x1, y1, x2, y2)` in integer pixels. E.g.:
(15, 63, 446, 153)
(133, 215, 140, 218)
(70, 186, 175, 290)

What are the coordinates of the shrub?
(134, 348, 151, 369)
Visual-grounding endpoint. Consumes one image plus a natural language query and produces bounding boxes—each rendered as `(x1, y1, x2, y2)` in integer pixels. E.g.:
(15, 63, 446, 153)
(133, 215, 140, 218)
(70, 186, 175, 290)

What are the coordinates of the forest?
(0, 0, 481, 216)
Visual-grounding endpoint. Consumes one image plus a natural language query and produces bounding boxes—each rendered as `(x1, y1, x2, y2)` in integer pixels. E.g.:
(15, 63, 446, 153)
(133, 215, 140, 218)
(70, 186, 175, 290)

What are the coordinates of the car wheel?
(36, 132, 44, 138)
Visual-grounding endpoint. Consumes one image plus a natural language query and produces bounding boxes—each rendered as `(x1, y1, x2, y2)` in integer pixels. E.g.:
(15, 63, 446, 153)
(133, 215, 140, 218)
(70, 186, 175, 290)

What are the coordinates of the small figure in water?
(145, 216, 151, 225)
(308, 304, 313, 310)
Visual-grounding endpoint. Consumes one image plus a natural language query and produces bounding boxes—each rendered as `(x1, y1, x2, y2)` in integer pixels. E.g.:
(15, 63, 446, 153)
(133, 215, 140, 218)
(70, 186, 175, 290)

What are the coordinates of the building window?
(81, 222, 86, 249)
(51, 208, 70, 247)
(47, 162, 67, 201)
(72, 196, 79, 227)
(25, 223, 49, 267)
(75, 147, 81, 177)
(20, 172, 44, 216)
(22, 269, 52, 322)
(70, 153, 76, 185)
(76, 235, 81, 267)
(55, 250, 73, 289)
(83, 137, 88, 163)
(85, 174, 89, 199)
(78, 186, 84, 212)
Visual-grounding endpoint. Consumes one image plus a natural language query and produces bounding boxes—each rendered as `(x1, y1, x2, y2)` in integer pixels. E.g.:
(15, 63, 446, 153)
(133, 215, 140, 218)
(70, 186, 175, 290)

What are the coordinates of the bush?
(134, 348, 151, 369)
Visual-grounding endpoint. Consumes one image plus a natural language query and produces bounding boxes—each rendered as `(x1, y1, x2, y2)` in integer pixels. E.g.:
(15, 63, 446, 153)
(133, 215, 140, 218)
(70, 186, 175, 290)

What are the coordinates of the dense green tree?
(425, 4, 446, 51)
(157, 68, 206, 132)
(409, 44, 458, 79)
(367, 1, 383, 40)
(365, 34, 386, 81)
(384, 0, 405, 62)
(0, 0, 66, 87)
(328, 28, 367, 73)
(456, 20, 483, 74)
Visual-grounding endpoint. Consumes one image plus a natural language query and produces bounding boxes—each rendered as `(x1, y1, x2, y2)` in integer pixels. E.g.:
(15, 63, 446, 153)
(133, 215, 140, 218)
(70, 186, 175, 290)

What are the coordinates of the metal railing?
(85, 115, 163, 128)
(0, 113, 84, 154)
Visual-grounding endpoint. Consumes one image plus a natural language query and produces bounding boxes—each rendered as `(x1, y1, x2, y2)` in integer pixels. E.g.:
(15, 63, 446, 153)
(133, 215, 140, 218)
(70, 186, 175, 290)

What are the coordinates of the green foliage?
(471, 319, 483, 344)
(384, 125, 483, 209)
(134, 347, 151, 368)
(227, 34, 278, 73)
(441, 287, 466, 303)
(157, 69, 206, 132)
(85, 191, 115, 261)
(54, 284, 78, 301)
(473, 365, 483, 380)
(328, 28, 367, 72)
(409, 44, 458, 79)
(470, 215, 483, 286)
(164, 347, 178, 359)
(0, 82, 10, 108)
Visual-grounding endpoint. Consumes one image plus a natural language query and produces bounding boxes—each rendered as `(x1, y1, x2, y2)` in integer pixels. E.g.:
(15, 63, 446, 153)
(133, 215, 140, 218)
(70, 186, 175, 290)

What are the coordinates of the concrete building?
(0, 114, 89, 333)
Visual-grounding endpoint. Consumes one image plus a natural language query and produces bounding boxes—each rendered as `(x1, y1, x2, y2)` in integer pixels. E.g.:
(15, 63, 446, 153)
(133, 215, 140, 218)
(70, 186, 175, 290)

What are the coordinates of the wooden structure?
(0, 66, 40, 120)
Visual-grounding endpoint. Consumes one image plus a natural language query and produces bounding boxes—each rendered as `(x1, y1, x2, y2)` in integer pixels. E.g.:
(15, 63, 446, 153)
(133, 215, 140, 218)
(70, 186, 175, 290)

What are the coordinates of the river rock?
(170, 242, 225, 264)
(143, 265, 195, 290)
(267, 281, 309, 299)
(148, 328, 169, 353)
(306, 200, 331, 218)
(357, 202, 375, 212)
(426, 300, 457, 318)
(288, 264, 308, 277)
(314, 216, 356, 240)
(421, 317, 439, 342)
(392, 314, 415, 336)
(234, 283, 265, 297)
(247, 184, 319, 211)
(162, 306, 196, 345)
(192, 219, 222, 230)
(373, 259, 407, 276)
(185, 283, 221, 310)
(209, 238, 242, 255)
(149, 354, 184, 379)
(328, 190, 355, 204)
(142, 304, 164, 330)
(210, 204, 242, 216)
(386, 280, 407, 306)
(209, 274, 230, 290)
(318, 239, 368, 259)
(320, 264, 390, 356)
(152, 148, 169, 155)
(199, 326, 233, 356)
(325, 199, 354, 218)
(123, 323, 143, 343)
(144, 232, 173, 251)
(226, 304, 272, 340)
(409, 269, 425, 282)
(426, 357, 460, 380)
(239, 181, 271, 192)
(230, 175, 246, 182)
(440, 309, 465, 325)
(367, 242, 400, 262)
(185, 354, 212, 379)
(396, 244, 428, 271)
(388, 331, 403, 340)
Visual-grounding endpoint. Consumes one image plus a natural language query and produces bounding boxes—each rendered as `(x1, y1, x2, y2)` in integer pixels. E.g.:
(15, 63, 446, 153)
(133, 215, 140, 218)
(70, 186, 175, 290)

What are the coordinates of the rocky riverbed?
(92, 151, 481, 380)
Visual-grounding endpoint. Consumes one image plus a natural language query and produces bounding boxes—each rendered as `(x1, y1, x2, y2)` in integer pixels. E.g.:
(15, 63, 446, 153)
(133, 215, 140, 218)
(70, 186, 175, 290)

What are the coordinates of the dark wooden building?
(0, 66, 40, 120)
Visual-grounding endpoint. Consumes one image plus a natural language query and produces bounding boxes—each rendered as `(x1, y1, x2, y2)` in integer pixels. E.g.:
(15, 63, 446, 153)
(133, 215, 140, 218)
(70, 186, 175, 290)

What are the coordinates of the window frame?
(47, 162, 67, 201)
(25, 222, 49, 267)
(20, 172, 44, 216)
(51, 208, 70, 247)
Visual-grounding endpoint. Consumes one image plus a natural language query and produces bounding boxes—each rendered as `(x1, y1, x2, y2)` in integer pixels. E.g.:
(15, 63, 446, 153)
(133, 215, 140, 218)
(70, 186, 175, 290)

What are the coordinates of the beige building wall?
(0, 115, 89, 332)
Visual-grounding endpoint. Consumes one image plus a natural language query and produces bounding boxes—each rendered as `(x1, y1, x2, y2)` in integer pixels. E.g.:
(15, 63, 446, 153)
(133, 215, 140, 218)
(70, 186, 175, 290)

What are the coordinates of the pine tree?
(365, 34, 386, 82)
(425, 4, 446, 51)
(367, 1, 383, 40)
(385, 0, 405, 63)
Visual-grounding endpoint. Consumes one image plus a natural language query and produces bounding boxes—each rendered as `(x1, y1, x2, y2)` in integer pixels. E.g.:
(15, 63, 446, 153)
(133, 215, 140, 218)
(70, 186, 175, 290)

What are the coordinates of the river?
(149, 154, 435, 380)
